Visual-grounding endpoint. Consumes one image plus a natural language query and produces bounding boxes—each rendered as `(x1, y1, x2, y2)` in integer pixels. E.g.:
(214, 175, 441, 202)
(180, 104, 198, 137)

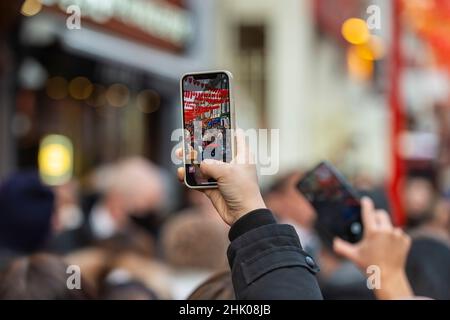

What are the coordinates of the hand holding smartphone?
(181, 71, 236, 189)
(297, 161, 364, 244)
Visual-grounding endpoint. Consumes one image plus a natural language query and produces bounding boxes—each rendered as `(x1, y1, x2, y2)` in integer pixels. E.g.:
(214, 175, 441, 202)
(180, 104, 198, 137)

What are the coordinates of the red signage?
(314, 0, 365, 43)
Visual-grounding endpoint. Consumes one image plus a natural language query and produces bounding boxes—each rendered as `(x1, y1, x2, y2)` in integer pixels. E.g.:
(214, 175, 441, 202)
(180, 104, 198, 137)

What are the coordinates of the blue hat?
(0, 171, 54, 253)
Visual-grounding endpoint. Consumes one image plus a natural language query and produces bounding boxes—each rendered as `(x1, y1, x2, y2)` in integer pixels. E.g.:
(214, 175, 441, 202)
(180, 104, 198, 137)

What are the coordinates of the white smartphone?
(180, 70, 236, 189)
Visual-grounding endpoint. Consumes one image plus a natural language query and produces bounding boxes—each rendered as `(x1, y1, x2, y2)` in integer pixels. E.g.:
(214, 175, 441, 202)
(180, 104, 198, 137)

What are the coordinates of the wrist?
(380, 268, 406, 283)
(377, 269, 413, 300)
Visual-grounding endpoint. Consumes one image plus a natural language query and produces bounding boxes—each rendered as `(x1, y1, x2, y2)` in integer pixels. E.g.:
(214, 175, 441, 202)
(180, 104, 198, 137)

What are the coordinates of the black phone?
(297, 161, 363, 244)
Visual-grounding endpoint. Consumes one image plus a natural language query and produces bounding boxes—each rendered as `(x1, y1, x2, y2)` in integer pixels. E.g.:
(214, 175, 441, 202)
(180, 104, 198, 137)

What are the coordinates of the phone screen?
(182, 72, 232, 187)
(297, 162, 363, 244)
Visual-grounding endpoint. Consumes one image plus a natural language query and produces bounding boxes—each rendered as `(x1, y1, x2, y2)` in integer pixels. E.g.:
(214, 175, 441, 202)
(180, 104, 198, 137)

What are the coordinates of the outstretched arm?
(176, 129, 322, 300)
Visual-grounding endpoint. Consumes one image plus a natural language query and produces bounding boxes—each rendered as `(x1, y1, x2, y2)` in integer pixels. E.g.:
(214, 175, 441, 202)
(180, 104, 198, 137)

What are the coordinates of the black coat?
(227, 209, 323, 300)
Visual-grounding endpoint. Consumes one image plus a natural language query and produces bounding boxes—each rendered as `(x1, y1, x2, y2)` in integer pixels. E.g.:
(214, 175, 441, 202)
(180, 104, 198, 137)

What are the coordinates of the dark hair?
(188, 270, 235, 300)
(0, 253, 94, 300)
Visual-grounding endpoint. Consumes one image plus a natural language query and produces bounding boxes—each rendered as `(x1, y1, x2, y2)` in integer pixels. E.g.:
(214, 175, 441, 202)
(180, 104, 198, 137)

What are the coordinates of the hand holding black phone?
(297, 161, 363, 244)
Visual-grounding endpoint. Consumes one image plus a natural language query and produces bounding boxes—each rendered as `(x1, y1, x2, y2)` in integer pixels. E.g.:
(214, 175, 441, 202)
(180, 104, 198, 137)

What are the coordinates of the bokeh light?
(69, 77, 94, 100)
(137, 89, 161, 114)
(86, 84, 107, 107)
(20, 0, 43, 17)
(46, 76, 68, 100)
(106, 84, 130, 107)
(347, 46, 374, 81)
(38, 134, 73, 186)
(342, 18, 370, 45)
(355, 35, 386, 61)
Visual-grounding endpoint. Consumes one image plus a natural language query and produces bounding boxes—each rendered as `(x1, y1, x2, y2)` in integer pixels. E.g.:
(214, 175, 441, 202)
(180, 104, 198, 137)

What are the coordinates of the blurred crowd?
(1, 0, 450, 302)
(0, 155, 449, 300)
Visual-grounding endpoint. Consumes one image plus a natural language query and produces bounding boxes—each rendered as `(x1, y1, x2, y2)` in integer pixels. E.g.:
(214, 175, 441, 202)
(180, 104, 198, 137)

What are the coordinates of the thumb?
(200, 159, 228, 180)
(333, 238, 359, 262)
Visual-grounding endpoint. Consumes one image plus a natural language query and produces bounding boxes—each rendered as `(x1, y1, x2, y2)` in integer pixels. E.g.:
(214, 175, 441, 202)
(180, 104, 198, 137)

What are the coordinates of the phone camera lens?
(350, 222, 362, 235)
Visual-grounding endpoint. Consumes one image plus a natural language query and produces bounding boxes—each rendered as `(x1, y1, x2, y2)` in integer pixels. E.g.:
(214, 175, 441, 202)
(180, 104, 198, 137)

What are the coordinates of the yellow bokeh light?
(342, 18, 370, 45)
(21, 0, 43, 17)
(347, 46, 374, 81)
(106, 84, 130, 107)
(39, 135, 73, 186)
(40, 144, 71, 177)
(69, 77, 94, 100)
(355, 45, 375, 61)
(137, 89, 161, 114)
(355, 35, 386, 61)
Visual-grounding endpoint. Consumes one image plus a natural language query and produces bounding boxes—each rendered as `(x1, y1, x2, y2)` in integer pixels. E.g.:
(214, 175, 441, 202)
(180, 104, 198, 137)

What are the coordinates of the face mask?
(128, 211, 164, 237)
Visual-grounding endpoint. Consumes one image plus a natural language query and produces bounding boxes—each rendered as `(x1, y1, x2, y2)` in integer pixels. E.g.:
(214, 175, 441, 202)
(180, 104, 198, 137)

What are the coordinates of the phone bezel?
(180, 70, 236, 189)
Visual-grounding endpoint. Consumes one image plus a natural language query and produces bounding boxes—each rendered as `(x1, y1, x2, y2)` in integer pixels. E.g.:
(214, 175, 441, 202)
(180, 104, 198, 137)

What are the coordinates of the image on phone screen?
(297, 162, 363, 244)
(182, 72, 232, 187)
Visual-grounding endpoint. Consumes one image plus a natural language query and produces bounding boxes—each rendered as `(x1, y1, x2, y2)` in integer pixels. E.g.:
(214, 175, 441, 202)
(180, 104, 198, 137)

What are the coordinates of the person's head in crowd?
(107, 157, 165, 218)
(88, 157, 165, 239)
(417, 197, 450, 243)
(0, 171, 54, 253)
(406, 237, 450, 300)
(188, 270, 235, 300)
(96, 231, 156, 258)
(403, 176, 437, 229)
(404, 177, 450, 243)
(64, 247, 110, 293)
(161, 213, 228, 270)
(0, 253, 94, 300)
(264, 171, 316, 230)
(98, 269, 159, 300)
(186, 189, 218, 217)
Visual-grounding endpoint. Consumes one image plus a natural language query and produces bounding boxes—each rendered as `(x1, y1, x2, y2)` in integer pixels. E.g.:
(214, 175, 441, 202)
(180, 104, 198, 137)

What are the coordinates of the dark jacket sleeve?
(227, 209, 323, 300)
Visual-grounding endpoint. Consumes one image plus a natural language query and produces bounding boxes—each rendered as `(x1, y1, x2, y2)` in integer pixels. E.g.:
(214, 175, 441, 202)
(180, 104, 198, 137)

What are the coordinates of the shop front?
(4, 0, 216, 180)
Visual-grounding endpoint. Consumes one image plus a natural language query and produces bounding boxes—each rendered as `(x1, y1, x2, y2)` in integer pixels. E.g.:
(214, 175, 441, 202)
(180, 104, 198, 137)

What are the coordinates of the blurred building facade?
(1, 0, 450, 207)
(213, 0, 391, 184)
(0, 0, 217, 181)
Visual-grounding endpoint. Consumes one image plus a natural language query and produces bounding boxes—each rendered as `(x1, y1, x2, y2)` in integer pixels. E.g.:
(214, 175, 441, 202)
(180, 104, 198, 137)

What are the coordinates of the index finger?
(361, 197, 377, 234)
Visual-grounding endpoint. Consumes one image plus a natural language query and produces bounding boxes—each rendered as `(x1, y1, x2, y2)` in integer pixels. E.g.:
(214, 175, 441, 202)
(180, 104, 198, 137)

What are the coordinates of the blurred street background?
(0, 0, 449, 300)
